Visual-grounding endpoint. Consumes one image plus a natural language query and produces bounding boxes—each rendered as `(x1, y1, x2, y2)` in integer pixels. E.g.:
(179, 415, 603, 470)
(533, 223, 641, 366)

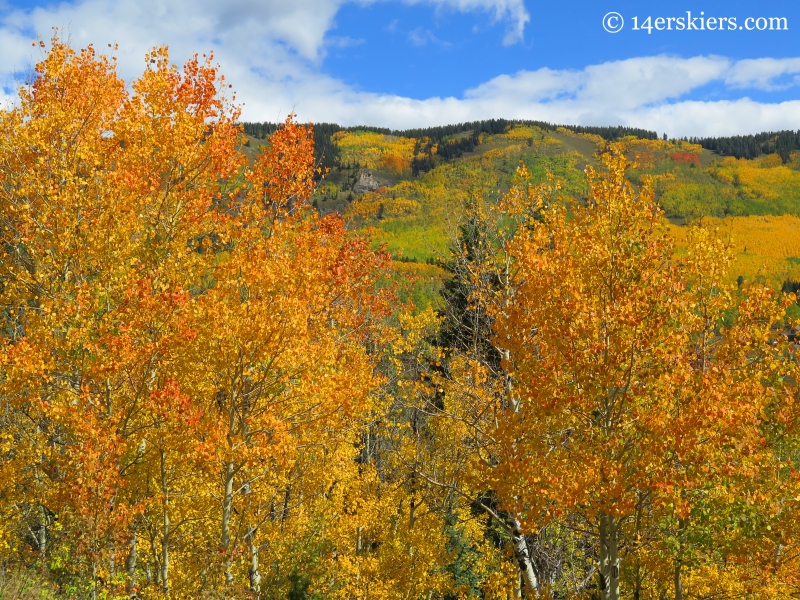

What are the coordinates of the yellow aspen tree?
(0, 38, 400, 599)
(0, 39, 242, 596)
(487, 147, 800, 600)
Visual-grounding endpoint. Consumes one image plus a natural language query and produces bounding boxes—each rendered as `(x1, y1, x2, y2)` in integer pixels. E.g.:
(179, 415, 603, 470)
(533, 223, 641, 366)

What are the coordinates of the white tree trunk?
(160, 449, 170, 598)
(249, 532, 262, 597)
(512, 517, 539, 598)
(221, 460, 235, 585)
(91, 560, 97, 600)
(126, 527, 138, 598)
(599, 513, 620, 600)
(38, 505, 47, 558)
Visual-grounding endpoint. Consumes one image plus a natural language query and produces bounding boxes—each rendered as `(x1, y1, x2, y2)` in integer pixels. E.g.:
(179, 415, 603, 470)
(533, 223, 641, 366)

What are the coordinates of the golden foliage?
(3, 39, 800, 600)
(333, 131, 416, 174)
(0, 38, 448, 599)
(709, 154, 800, 201)
(345, 193, 422, 220)
(484, 148, 800, 599)
(667, 214, 800, 286)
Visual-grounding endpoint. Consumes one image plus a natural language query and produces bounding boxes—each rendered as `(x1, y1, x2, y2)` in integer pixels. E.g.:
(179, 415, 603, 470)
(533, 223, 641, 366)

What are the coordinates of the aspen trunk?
(511, 517, 539, 598)
(160, 449, 170, 598)
(221, 380, 239, 587)
(633, 562, 642, 600)
(126, 527, 138, 598)
(160, 517, 169, 598)
(38, 505, 47, 558)
(221, 460, 235, 585)
(91, 560, 98, 600)
(249, 532, 262, 597)
(774, 543, 784, 574)
(148, 531, 158, 588)
(599, 513, 620, 600)
(281, 487, 291, 527)
(109, 539, 116, 584)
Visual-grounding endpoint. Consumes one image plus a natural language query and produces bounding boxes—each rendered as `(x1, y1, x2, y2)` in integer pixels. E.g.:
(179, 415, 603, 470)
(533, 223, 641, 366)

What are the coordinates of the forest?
(240, 120, 661, 172)
(694, 131, 800, 162)
(1, 41, 800, 600)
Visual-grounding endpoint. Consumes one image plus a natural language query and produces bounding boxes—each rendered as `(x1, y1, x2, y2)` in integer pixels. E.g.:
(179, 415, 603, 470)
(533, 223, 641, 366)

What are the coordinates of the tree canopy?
(1, 38, 800, 600)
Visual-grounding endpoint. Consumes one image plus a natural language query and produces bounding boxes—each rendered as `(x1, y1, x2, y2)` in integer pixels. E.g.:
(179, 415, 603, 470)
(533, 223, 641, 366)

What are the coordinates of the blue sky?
(2, 0, 800, 135)
(325, 1, 800, 102)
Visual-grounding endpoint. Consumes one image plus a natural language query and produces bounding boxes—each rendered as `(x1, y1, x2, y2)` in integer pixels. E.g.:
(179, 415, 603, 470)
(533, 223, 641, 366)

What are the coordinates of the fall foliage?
(2, 38, 800, 600)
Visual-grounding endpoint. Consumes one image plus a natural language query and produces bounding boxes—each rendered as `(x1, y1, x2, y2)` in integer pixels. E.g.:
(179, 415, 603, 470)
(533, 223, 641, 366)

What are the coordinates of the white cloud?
(224, 64, 800, 138)
(725, 57, 800, 91)
(404, 0, 528, 44)
(1, 0, 800, 138)
(247, 55, 800, 137)
(575, 56, 730, 109)
(466, 56, 731, 108)
(625, 99, 800, 138)
(0, 0, 527, 115)
(0, 0, 528, 69)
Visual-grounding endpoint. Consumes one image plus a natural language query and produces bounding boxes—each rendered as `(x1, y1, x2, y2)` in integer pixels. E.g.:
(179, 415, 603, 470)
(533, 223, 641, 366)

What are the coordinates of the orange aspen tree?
(485, 148, 800, 600)
(0, 37, 243, 596)
(0, 38, 403, 598)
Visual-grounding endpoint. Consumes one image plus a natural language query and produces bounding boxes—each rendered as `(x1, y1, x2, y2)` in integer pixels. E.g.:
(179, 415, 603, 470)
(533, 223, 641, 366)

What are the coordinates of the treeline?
(409, 120, 527, 175)
(242, 120, 800, 170)
(242, 119, 660, 172)
(241, 121, 514, 171)
(409, 122, 660, 174)
(396, 118, 535, 143)
(241, 119, 520, 145)
(246, 119, 800, 168)
(410, 136, 478, 175)
(565, 123, 659, 140)
(693, 129, 800, 161)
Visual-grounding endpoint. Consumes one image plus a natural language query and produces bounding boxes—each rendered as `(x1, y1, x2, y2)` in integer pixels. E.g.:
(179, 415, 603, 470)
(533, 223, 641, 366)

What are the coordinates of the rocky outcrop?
(352, 170, 382, 194)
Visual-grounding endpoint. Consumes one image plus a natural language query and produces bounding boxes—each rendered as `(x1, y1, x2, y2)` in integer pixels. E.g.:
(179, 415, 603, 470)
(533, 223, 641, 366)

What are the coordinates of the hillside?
(242, 121, 800, 310)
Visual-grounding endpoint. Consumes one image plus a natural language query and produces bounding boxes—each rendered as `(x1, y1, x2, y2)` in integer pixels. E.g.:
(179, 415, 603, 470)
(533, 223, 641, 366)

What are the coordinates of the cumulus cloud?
(725, 57, 800, 91)
(0, 0, 527, 117)
(624, 98, 800, 137)
(465, 56, 731, 108)
(240, 55, 800, 137)
(1, 0, 800, 138)
(0, 0, 528, 70)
